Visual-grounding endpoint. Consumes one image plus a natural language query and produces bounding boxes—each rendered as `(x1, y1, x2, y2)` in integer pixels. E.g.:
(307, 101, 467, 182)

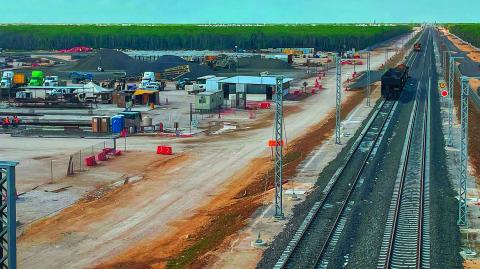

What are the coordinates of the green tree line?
(449, 24, 480, 48)
(0, 24, 411, 51)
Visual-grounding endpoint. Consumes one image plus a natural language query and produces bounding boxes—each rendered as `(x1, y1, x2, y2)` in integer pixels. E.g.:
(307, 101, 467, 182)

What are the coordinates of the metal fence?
(67, 138, 121, 175)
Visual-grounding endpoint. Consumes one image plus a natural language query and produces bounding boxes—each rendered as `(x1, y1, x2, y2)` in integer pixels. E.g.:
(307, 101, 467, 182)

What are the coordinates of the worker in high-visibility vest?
(3, 117, 10, 128)
(13, 116, 20, 127)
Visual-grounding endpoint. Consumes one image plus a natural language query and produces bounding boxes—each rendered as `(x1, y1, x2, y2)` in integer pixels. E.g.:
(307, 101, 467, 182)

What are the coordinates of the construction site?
(1, 3, 480, 269)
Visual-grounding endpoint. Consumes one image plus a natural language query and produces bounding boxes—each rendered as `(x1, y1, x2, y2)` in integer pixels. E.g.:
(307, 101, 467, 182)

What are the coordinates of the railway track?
(273, 99, 397, 269)
(271, 32, 425, 269)
(376, 41, 431, 269)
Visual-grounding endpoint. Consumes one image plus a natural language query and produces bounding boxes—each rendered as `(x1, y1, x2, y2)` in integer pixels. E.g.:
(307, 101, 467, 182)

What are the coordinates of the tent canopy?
(133, 89, 159, 96)
(73, 82, 113, 94)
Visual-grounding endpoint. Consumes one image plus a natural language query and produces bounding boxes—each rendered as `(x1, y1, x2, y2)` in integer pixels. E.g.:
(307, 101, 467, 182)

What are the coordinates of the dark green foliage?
(0, 24, 411, 51)
(449, 24, 480, 48)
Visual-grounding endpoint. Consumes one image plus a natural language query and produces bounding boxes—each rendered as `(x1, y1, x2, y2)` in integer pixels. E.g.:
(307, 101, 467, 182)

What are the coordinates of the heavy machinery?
(28, 70, 45, 86)
(205, 54, 237, 70)
(381, 64, 409, 100)
(414, 43, 422, 52)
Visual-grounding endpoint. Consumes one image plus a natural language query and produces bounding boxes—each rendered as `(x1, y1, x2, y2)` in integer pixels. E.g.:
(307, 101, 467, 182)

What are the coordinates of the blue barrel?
(111, 115, 125, 133)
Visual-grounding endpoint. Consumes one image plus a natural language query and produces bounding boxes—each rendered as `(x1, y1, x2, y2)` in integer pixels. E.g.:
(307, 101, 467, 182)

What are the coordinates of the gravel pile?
(74, 50, 214, 78)
(237, 56, 292, 70)
(75, 49, 147, 73)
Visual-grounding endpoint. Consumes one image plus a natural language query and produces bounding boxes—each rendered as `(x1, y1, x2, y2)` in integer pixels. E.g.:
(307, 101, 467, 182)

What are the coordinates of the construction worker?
(3, 117, 10, 129)
(13, 116, 20, 128)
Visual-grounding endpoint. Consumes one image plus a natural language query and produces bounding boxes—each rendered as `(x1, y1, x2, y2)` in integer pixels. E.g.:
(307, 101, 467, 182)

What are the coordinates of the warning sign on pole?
(439, 80, 447, 89)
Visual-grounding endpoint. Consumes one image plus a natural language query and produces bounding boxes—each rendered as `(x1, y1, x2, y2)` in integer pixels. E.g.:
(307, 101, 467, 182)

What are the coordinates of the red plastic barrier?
(311, 88, 316, 94)
(97, 152, 107, 161)
(102, 148, 114, 155)
(114, 150, 122, 156)
(259, 102, 271, 109)
(157, 146, 173, 155)
(84, 156, 97, 166)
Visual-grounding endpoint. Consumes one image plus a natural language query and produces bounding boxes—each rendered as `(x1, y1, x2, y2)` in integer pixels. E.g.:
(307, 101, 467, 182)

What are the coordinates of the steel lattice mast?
(274, 76, 285, 219)
(458, 77, 469, 226)
(366, 51, 371, 107)
(0, 161, 18, 269)
(447, 56, 463, 146)
(335, 56, 342, 144)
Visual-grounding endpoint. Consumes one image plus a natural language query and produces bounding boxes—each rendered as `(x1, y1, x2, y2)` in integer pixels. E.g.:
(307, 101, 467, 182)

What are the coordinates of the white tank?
(142, 116, 152, 126)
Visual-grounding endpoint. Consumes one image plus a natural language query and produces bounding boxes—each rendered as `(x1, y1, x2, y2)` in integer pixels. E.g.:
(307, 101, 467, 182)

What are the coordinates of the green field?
(448, 24, 480, 48)
(0, 24, 411, 51)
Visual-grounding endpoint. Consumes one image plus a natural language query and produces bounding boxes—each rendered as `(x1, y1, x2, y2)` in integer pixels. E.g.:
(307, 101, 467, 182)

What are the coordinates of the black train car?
(381, 64, 409, 100)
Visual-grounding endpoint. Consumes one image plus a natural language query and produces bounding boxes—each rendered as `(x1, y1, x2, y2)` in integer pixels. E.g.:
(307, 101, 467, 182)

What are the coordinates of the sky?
(0, 0, 478, 24)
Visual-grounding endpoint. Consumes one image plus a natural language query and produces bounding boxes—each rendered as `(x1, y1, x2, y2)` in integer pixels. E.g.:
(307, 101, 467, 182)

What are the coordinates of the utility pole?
(0, 161, 18, 269)
(366, 51, 371, 107)
(447, 56, 463, 147)
(273, 76, 285, 219)
(458, 77, 470, 227)
(335, 56, 342, 144)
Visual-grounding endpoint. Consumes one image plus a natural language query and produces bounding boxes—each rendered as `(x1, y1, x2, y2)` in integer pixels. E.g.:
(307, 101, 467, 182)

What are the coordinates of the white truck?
(43, 76, 59, 87)
(140, 72, 156, 88)
(0, 71, 14, 89)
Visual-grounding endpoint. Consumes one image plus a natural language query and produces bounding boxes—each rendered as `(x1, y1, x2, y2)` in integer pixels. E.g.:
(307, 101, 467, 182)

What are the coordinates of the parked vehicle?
(139, 72, 166, 90)
(0, 71, 14, 89)
(43, 76, 59, 86)
(140, 72, 156, 88)
(176, 78, 192, 90)
(28, 70, 45, 86)
(1, 71, 27, 98)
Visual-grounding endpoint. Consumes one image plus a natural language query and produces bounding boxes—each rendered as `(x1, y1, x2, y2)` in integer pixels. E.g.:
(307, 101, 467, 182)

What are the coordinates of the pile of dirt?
(237, 56, 292, 70)
(74, 49, 214, 78)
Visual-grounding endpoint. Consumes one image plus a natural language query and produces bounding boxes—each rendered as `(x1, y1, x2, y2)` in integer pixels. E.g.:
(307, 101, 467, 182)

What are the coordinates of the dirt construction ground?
(16, 34, 413, 269)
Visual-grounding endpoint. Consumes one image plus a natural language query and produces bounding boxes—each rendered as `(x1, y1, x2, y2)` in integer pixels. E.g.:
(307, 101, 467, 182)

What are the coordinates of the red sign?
(268, 140, 285, 147)
(441, 90, 449, 97)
